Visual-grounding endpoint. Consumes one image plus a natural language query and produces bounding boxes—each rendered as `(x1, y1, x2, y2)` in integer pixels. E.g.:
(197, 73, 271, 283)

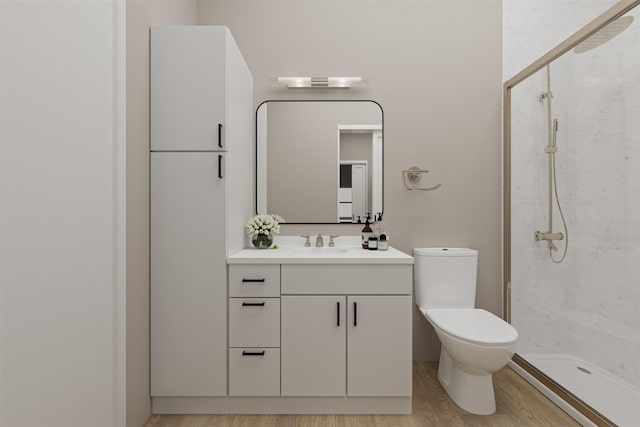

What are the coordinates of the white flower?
(245, 214, 285, 236)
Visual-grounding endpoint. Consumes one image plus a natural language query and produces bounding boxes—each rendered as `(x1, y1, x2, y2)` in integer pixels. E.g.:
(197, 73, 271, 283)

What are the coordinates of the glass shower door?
(508, 6, 640, 426)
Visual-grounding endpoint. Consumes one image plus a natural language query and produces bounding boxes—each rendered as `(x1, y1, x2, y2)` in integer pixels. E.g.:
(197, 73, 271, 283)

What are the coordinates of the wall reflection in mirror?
(256, 101, 383, 224)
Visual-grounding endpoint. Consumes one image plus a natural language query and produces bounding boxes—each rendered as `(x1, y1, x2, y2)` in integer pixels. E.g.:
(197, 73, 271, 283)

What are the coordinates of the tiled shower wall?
(506, 1, 640, 387)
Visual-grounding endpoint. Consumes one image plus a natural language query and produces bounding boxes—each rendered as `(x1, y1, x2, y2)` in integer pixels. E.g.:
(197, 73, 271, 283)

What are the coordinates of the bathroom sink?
(290, 247, 349, 255)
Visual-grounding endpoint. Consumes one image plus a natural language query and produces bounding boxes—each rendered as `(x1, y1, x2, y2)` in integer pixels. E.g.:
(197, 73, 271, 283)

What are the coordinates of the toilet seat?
(423, 308, 518, 346)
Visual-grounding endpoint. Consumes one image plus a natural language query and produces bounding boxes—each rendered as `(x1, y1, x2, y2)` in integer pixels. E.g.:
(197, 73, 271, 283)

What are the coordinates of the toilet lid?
(413, 247, 477, 257)
(424, 308, 518, 345)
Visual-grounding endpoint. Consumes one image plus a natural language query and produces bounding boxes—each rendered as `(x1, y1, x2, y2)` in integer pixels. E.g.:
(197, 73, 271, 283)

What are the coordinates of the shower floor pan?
(517, 353, 640, 427)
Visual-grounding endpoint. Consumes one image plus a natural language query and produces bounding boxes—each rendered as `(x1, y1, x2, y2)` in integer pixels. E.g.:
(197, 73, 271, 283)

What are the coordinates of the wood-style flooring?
(144, 362, 579, 426)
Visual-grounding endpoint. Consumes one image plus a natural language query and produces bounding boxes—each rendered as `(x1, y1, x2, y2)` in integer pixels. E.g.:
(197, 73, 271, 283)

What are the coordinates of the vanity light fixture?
(277, 76, 364, 88)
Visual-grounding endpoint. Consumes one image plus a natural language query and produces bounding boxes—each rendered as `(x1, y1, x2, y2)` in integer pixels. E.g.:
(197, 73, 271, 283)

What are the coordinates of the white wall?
(197, 0, 503, 360)
(0, 1, 126, 426)
(126, 1, 197, 426)
(0, 1, 502, 424)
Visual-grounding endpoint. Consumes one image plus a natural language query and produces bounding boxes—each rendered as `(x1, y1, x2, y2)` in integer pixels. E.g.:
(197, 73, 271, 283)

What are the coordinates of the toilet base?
(437, 347, 497, 415)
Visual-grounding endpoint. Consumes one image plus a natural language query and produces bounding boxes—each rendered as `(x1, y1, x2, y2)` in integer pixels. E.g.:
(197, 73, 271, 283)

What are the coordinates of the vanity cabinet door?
(150, 153, 227, 396)
(151, 26, 226, 151)
(281, 296, 346, 396)
(347, 296, 412, 397)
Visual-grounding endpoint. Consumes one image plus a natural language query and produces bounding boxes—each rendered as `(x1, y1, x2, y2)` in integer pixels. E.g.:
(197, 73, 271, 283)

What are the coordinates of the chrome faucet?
(315, 234, 324, 247)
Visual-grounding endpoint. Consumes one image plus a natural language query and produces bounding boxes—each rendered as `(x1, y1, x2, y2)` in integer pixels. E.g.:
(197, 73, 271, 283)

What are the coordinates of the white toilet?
(414, 247, 518, 415)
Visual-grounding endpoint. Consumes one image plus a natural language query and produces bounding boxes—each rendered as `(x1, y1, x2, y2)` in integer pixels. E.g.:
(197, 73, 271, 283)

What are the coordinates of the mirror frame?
(255, 99, 384, 224)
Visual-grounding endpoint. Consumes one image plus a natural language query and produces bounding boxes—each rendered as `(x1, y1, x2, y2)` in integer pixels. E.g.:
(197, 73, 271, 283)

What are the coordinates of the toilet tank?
(413, 248, 478, 309)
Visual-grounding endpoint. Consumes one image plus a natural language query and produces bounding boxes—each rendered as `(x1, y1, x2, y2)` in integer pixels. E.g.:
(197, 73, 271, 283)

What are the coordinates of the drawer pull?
(242, 350, 265, 356)
(242, 302, 265, 307)
(242, 278, 266, 283)
(337, 301, 341, 327)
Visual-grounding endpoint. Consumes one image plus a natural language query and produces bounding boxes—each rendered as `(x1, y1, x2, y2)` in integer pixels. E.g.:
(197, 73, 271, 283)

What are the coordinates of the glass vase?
(251, 233, 273, 249)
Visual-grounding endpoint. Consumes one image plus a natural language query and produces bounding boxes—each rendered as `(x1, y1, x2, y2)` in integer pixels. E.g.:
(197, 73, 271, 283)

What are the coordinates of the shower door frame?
(503, 1, 640, 425)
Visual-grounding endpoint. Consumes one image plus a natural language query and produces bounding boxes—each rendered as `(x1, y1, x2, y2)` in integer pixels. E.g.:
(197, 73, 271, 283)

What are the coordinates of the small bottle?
(361, 213, 373, 249)
(368, 235, 378, 250)
(372, 213, 380, 237)
(374, 212, 385, 236)
(378, 233, 389, 250)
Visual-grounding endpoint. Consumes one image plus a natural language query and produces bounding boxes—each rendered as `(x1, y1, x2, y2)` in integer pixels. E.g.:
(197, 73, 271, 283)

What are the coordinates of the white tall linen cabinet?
(150, 26, 253, 398)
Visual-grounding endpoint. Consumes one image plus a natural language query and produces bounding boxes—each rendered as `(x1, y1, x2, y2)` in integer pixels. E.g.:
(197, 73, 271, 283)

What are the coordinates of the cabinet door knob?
(242, 302, 265, 307)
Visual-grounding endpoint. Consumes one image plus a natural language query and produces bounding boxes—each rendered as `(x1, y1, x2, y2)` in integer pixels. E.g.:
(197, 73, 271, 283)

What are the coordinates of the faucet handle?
(329, 235, 339, 247)
(300, 235, 311, 247)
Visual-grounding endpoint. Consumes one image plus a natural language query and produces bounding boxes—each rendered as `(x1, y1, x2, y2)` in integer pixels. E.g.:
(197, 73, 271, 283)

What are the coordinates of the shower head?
(574, 16, 634, 53)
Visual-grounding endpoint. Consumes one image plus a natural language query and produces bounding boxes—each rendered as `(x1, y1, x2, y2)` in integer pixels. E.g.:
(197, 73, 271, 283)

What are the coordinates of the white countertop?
(227, 236, 413, 265)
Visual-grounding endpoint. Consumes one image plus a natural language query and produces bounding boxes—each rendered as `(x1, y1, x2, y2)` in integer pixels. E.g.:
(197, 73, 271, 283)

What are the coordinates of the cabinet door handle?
(242, 278, 266, 283)
(242, 350, 265, 356)
(218, 123, 224, 148)
(353, 301, 357, 326)
(242, 302, 265, 307)
(337, 301, 340, 327)
(218, 154, 223, 179)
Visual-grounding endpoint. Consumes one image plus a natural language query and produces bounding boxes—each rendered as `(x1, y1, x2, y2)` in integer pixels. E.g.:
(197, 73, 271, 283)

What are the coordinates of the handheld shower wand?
(535, 119, 564, 244)
(534, 117, 569, 262)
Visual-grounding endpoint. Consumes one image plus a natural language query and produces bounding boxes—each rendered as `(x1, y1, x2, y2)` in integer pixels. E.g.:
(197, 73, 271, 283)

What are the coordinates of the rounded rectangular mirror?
(256, 100, 383, 224)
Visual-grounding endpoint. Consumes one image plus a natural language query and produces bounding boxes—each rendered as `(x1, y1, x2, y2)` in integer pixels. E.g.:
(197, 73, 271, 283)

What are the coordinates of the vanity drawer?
(281, 264, 412, 295)
(229, 264, 280, 297)
(229, 348, 280, 396)
(229, 298, 280, 347)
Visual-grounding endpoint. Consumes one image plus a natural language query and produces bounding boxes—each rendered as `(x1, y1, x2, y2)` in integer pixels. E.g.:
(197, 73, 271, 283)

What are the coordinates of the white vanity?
(225, 240, 413, 414)
(151, 239, 413, 415)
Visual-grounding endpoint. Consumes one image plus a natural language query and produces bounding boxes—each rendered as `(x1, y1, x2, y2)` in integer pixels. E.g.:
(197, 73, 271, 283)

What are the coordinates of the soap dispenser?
(374, 213, 387, 250)
(361, 213, 373, 249)
(373, 212, 385, 237)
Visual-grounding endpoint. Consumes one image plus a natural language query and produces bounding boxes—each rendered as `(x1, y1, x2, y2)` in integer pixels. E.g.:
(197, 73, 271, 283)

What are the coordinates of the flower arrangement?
(245, 214, 285, 236)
